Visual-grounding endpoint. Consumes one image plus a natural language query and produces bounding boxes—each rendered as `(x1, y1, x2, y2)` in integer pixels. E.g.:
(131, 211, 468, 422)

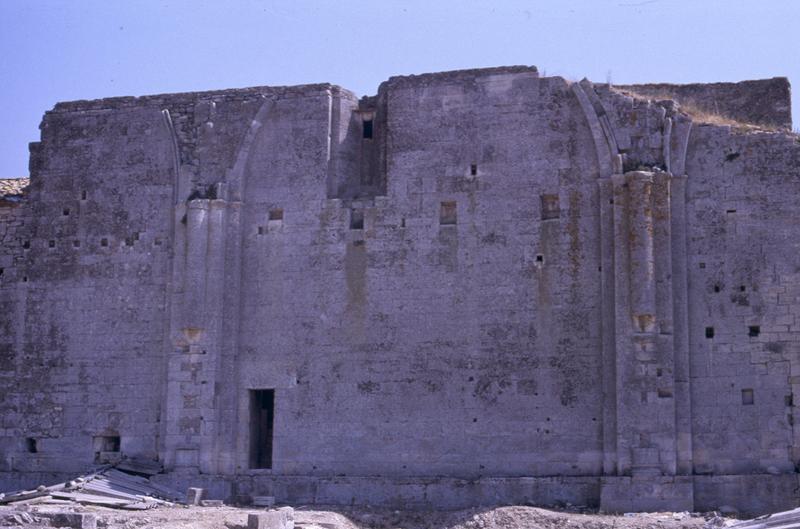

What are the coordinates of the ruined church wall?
(232, 67, 609, 480)
(684, 127, 800, 476)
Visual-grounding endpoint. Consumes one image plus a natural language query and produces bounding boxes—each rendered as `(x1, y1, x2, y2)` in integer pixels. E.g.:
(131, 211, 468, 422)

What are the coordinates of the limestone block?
(186, 487, 204, 505)
(247, 509, 293, 529)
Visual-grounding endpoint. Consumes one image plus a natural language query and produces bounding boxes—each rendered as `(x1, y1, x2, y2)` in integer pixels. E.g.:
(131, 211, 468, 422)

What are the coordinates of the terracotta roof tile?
(0, 178, 29, 202)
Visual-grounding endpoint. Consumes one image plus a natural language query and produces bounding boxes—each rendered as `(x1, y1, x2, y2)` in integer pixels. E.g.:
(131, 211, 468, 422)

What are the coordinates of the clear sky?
(1, 0, 798, 178)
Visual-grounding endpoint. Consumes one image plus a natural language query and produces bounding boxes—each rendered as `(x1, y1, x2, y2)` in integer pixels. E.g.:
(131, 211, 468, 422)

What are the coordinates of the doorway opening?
(249, 389, 275, 469)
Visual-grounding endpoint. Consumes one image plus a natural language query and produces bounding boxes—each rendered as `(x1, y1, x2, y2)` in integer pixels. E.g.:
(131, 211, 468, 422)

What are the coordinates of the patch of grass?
(611, 87, 779, 133)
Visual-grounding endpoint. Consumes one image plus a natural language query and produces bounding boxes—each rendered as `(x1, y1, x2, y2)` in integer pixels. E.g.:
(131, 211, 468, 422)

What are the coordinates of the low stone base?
(148, 473, 602, 510)
(2, 471, 797, 515)
(599, 476, 694, 513)
(693, 474, 800, 516)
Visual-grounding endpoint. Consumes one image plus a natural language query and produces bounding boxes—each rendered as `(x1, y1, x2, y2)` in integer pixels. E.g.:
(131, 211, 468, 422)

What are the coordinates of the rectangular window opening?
(362, 119, 373, 139)
(748, 325, 760, 337)
(25, 438, 37, 453)
(268, 208, 284, 221)
(350, 209, 364, 230)
(93, 435, 120, 462)
(62, 208, 70, 216)
(93, 435, 120, 453)
(540, 194, 560, 220)
(741, 388, 754, 405)
(440, 201, 457, 226)
(73, 240, 80, 248)
(48, 240, 55, 249)
(705, 327, 715, 339)
(470, 164, 478, 176)
(81, 190, 88, 201)
(101, 238, 109, 247)
(249, 389, 275, 469)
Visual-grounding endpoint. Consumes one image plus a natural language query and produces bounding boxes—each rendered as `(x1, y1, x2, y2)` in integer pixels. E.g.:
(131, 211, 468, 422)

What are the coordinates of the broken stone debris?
(0, 510, 97, 528)
(729, 505, 800, 529)
(186, 486, 204, 505)
(0, 464, 182, 510)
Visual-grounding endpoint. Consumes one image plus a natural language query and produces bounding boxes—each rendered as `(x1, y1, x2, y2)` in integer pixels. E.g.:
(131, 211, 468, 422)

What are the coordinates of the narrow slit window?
(362, 119, 373, 139)
(470, 164, 478, 176)
(350, 209, 364, 230)
(249, 389, 275, 469)
(81, 190, 88, 200)
(440, 201, 457, 225)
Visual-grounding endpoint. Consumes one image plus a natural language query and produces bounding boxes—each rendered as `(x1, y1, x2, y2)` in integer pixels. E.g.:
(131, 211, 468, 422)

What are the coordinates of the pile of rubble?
(729, 506, 800, 529)
(0, 460, 182, 510)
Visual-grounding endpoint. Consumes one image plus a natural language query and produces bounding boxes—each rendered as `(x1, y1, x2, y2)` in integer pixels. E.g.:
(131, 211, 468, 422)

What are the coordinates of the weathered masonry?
(0, 66, 798, 514)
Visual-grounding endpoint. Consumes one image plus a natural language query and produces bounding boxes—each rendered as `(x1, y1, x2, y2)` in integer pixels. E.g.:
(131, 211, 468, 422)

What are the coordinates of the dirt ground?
(0, 504, 735, 529)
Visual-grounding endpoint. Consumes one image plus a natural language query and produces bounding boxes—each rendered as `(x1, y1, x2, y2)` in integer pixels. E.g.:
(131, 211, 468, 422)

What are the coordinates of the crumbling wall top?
(49, 83, 356, 114)
(616, 77, 792, 130)
(382, 65, 539, 90)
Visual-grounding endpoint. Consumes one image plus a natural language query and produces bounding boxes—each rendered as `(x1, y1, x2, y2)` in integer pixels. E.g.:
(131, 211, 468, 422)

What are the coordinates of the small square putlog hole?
(440, 201, 457, 225)
(748, 325, 761, 337)
(540, 194, 560, 220)
(741, 388, 754, 405)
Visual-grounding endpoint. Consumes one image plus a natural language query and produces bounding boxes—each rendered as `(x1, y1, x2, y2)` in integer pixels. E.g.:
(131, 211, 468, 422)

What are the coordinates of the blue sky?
(1, 0, 798, 178)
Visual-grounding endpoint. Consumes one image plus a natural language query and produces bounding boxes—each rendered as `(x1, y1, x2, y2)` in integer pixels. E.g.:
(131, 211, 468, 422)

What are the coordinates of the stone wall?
(1, 67, 799, 514)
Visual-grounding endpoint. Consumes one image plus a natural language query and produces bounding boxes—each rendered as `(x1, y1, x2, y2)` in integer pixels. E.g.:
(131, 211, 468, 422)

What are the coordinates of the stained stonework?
(0, 66, 798, 514)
